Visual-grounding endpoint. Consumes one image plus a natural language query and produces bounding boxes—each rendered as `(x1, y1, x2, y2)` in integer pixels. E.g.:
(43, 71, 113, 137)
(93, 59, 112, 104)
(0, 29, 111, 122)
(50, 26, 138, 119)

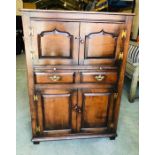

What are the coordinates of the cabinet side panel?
(21, 13, 36, 136)
(113, 16, 134, 132)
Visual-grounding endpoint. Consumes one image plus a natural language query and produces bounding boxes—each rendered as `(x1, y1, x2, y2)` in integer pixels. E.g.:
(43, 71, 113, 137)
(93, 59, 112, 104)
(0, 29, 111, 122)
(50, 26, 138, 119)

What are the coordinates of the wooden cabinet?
(21, 9, 134, 143)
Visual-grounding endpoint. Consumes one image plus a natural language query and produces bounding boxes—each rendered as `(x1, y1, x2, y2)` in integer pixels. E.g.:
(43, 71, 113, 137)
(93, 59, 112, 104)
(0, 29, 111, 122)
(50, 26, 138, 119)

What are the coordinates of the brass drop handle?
(49, 75, 61, 81)
(95, 75, 105, 81)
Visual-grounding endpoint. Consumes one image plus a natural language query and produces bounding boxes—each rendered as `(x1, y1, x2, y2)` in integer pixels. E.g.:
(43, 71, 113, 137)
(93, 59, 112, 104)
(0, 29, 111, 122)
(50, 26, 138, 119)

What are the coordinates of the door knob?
(72, 104, 82, 113)
(80, 38, 84, 44)
(75, 37, 84, 44)
(75, 36, 81, 40)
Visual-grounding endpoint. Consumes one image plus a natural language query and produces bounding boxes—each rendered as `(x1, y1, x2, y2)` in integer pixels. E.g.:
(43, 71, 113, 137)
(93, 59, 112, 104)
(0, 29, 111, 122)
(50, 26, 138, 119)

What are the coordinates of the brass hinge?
(35, 126, 40, 135)
(114, 93, 118, 99)
(34, 95, 38, 102)
(30, 51, 34, 59)
(118, 52, 124, 60)
(121, 30, 127, 39)
(29, 27, 34, 36)
(110, 123, 114, 129)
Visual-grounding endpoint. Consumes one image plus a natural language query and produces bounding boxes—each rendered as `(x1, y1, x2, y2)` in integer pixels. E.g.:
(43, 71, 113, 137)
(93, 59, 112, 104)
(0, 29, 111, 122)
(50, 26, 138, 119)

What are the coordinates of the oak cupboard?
(21, 9, 134, 144)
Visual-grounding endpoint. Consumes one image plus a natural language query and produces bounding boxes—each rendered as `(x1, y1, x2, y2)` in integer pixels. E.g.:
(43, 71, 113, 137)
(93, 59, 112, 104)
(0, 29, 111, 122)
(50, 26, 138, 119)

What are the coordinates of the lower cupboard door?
(77, 89, 115, 134)
(35, 89, 77, 136)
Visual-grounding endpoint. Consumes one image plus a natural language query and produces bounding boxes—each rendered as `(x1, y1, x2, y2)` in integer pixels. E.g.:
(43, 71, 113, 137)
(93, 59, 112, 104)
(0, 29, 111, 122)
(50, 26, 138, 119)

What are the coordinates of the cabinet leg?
(109, 135, 117, 140)
(33, 141, 40, 144)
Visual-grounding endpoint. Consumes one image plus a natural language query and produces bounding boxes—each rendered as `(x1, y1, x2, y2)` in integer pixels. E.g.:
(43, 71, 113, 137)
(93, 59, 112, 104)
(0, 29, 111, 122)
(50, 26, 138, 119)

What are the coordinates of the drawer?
(34, 72, 75, 84)
(80, 71, 118, 84)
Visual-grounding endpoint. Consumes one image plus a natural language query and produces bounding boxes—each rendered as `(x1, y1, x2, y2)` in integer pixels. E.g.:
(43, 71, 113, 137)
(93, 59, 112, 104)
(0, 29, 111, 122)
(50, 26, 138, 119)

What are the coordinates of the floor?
(16, 53, 139, 155)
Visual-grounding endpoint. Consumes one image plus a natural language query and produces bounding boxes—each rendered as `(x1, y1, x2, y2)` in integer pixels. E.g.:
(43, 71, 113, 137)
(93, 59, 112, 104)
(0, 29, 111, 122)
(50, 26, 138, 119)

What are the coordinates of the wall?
(23, 3, 36, 9)
(16, 0, 139, 39)
(16, 0, 23, 16)
(131, 0, 139, 40)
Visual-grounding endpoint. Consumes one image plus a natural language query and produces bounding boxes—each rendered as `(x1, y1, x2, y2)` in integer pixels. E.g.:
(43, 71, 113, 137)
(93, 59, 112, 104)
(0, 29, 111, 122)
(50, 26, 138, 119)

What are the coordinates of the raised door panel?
(83, 93, 109, 128)
(31, 20, 79, 65)
(39, 29, 72, 58)
(35, 89, 77, 136)
(79, 22, 125, 65)
(77, 89, 116, 134)
(42, 94, 70, 130)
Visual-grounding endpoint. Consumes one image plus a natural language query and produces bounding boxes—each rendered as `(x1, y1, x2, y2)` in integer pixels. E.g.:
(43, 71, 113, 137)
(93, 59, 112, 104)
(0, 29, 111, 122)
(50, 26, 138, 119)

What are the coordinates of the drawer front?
(34, 72, 75, 84)
(80, 71, 118, 84)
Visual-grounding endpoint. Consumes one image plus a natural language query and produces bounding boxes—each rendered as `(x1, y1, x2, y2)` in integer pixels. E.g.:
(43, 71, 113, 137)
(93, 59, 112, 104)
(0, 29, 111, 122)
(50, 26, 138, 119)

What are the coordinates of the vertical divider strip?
(77, 89, 83, 132)
(71, 89, 77, 133)
(78, 22, 81, 65)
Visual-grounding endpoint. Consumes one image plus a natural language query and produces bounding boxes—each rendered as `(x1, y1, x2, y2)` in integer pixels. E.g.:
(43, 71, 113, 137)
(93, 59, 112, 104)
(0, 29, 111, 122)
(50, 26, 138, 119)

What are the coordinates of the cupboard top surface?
(21, 9, 134, 16)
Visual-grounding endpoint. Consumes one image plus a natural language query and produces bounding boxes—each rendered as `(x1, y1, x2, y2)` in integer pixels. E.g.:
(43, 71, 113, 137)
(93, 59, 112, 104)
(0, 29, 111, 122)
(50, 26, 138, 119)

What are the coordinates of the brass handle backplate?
(95, 75, 105, 81)
(49, 75, 61, 81)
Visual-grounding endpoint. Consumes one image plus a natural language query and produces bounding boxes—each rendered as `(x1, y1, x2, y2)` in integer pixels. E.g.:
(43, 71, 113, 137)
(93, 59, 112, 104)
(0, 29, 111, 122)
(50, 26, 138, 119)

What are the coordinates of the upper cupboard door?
(79, 22, 125, 65)
(30, 20, 79, 65)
